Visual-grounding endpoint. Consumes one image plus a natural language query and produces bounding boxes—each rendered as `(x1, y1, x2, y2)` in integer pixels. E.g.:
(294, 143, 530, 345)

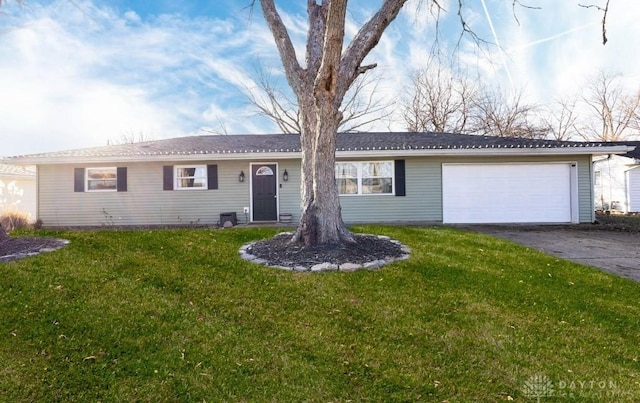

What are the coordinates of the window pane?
(335, 163, 357, 178)
(87, 169, 116, 180)
(337, 178, 358, 194)
(176, 167, 205, 178)
(175, 165, 207, 189)
(179, 178, 206, 188)
(362, 162, 392, 178)
(256, 166, 274, 176)
(88, 179, 117, 190)
(362, 178, 393, 194)
(87, 168, 117, 191)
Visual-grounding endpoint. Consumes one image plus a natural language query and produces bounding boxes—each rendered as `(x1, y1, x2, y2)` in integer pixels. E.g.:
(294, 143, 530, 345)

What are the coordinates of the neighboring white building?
(593, 142, 640, 213)
(628, 165, 640, 212)
(0, 164, 37, 219)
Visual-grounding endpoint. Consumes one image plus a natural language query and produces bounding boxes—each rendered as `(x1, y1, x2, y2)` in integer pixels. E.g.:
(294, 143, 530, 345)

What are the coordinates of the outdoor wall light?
(239, 170, 245, 182)
(283, 169, 289, 182)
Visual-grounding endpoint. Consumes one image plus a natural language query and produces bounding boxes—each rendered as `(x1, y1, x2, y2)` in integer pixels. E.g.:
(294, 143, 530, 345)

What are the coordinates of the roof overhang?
(335, 145, 634, 159)
(2, 145, 633, 165)
(0, 173, 36, 180)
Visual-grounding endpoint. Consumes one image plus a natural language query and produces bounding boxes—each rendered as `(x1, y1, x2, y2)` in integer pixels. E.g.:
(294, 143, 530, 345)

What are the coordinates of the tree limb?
(314, 0, 348, 99)
(578, 0, 610, 45)
(356, 63, 378, 75)
(259, 0, 305, 93)
(305, 1, 326, 80)
(337, 0, 408, 100)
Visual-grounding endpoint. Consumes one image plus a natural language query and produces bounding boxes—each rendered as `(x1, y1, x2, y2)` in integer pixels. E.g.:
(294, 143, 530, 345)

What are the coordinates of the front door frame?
(249, 162, 279, 222)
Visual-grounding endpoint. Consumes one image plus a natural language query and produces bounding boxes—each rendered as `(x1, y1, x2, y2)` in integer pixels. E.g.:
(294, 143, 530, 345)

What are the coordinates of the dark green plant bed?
(595, 212, 640, 232)
(1, 226, 639, 401)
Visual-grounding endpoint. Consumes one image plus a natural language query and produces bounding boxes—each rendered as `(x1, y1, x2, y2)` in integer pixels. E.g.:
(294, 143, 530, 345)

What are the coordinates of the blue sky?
(1, 0, 638, 156)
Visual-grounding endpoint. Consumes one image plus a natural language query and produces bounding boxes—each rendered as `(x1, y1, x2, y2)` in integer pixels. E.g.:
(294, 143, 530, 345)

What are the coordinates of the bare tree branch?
(337, 0, 408, 100)
(400, 57, 478, 133)
(579, 71, 640, 141)
(200, 118, 230, 136)
(244, 65, 301, 133)
(109, 130, 155, 145)
(454, 0, 492, 50)
(542, 96, 580, 141)
(259, 0, 305, 94)
(472, 87, 546, 138)
(579, 0, 610, 44)
(246, 65, 394, 134)
(510, 0, 542, 26)
(339, 73, 395, 132)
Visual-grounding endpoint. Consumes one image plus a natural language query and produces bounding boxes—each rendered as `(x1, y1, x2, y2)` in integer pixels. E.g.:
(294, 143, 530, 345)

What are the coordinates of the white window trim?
(336, 161, 395, 196)
(174, 165, 208, 190)
(86, 167, 117, 192)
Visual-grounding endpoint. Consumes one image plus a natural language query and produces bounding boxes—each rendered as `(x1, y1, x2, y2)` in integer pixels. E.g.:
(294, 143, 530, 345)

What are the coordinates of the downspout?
(607, 155, 613, 212)
(35, 165, 40, 225)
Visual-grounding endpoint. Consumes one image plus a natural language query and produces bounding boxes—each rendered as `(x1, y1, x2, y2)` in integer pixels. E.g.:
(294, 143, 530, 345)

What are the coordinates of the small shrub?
(0, 209, 32, 232)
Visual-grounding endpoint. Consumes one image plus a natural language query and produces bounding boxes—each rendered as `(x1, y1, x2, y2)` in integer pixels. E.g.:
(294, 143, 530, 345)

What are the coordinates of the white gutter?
(335, 145, 634, 159)
(2, 145, 634, 165)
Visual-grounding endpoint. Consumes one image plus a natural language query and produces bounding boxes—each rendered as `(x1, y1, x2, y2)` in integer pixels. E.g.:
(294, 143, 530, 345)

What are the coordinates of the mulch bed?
(1, 231, 404, 267)
(3, 213, 637, 265)
(0, 236, 69, 263)
(246, 232, 405, 267)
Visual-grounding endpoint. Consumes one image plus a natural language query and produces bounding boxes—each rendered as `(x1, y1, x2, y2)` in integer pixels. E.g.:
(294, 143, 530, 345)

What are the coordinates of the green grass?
(1, 226, 639, 402)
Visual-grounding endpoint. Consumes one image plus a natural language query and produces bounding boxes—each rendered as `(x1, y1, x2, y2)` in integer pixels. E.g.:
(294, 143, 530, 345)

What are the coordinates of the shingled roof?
(0, 164, 36, 177)
(3, 132, 633, 164)
(621, 141, 640, 160)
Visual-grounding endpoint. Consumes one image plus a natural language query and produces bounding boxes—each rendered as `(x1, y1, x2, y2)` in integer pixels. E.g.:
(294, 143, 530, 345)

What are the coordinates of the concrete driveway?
(464, 226, 640, 282)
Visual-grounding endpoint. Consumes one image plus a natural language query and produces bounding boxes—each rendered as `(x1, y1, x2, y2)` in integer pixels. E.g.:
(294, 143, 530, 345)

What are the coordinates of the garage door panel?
(443, 163, 573, 224)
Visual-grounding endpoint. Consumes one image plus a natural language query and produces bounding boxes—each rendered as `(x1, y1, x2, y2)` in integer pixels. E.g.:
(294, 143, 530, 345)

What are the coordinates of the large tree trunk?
(259, 0, 407, 246)
(290, 0, 354, 246)
(293, 100, 354, 245)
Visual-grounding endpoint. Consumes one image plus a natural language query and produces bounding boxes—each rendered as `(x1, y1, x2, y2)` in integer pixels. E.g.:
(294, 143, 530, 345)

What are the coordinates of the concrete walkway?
(465, 226, 640, 282)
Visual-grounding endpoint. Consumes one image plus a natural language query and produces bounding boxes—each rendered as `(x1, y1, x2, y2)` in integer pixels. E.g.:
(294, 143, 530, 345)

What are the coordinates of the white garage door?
(442, 163, 576, 224)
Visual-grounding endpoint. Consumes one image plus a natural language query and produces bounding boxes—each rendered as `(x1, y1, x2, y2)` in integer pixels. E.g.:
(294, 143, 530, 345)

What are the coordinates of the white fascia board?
(335, 145, 634, 158)
(4, 151, 303, 165)
(4, 145, 633, 165)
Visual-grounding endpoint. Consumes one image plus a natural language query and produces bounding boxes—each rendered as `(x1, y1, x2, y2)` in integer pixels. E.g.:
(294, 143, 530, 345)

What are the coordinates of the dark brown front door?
(252, 164, 277, 221)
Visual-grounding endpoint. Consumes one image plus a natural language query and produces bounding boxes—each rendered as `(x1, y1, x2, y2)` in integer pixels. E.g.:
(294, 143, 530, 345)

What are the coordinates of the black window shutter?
(163, 166, 173, 190)
(394, 160, 406, 197)
(74, 168, 85, 192)
(117, 167, 127, 192)
(207, 165, 218, 190)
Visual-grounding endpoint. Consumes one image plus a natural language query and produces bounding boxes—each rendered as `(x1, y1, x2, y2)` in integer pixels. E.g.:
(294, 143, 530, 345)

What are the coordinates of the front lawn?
(1, 226, 639, 401)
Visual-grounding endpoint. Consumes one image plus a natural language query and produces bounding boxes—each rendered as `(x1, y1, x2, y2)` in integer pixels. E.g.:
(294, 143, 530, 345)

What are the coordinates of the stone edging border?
(0, 239, 70, 263)
(238, 233, 411, 272)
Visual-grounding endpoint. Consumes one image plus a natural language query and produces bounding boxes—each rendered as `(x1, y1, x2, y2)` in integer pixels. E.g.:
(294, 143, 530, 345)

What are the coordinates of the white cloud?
(1, 0, 639, 157)
(0, 0, 278, 156)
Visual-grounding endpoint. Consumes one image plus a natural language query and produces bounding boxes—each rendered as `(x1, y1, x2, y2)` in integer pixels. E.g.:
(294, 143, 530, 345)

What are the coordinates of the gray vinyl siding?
(38, 161, 252, 227)
(339, 154, 594, 224)
(36, 154, 594, 227)
(339, 158, 441, 223)
(577, 155, 594, 222)
(276, 160, 301, 223)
